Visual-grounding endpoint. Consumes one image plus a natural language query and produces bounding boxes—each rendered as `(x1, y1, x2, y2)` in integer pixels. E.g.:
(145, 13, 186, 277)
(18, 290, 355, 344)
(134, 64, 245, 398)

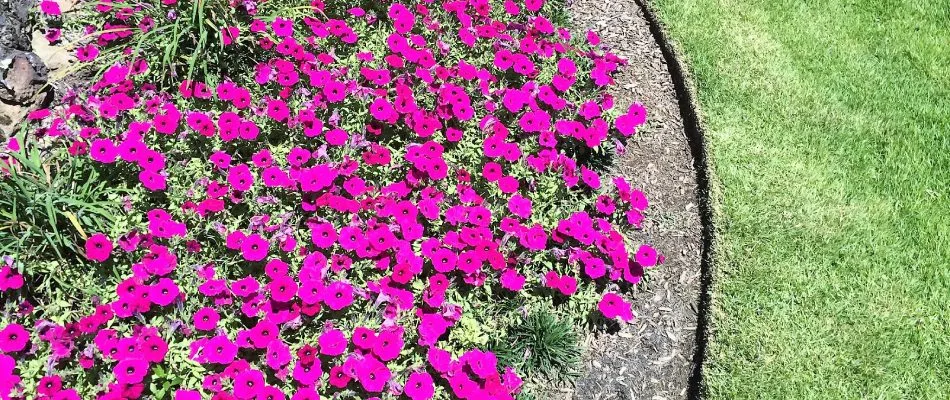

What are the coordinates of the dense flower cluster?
(2, 0, 659, 398)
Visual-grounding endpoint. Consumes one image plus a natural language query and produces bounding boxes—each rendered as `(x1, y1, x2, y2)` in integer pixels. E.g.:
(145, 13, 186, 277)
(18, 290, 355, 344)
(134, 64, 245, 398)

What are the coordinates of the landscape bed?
(0, 0, 703, 399)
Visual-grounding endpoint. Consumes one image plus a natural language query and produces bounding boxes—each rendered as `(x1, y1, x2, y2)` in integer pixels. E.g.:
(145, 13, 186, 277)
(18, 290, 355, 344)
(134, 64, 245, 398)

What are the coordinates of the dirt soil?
(558, 1, 704, 399)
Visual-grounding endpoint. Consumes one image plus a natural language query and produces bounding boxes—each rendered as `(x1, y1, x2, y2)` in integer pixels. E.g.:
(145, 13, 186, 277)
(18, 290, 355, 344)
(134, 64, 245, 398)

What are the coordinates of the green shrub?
(0, 138, 123, 260)
(491, 309, 582, 383)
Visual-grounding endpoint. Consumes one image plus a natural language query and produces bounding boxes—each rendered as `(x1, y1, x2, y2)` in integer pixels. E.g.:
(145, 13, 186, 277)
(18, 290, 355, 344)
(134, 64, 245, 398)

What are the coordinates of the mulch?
(553, 1, 704, 399)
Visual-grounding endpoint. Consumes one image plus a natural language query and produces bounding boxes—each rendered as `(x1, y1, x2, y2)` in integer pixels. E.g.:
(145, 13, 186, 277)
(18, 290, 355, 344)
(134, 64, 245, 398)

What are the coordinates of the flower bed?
(1, 0, 659, 398)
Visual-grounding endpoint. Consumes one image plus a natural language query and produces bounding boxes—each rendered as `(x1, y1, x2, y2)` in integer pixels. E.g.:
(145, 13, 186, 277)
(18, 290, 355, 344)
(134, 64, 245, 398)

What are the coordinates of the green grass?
(650, 0, 950, 397)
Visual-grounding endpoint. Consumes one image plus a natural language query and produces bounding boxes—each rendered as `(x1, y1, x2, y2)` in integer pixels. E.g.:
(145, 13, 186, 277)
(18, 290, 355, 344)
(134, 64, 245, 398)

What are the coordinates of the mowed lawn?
(651, 0, 950, 398)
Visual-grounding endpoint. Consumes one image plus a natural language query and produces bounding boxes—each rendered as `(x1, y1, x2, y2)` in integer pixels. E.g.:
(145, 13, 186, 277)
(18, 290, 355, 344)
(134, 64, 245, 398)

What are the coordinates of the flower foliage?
(0, 0, 661, 398)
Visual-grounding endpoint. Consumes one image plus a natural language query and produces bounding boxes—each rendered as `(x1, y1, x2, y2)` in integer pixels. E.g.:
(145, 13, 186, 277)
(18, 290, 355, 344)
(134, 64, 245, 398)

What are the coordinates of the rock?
(0, 51, 51, 136)
(32, 31, 75, 72)
(0, 92, 46, 135)
(1, 50, 49, 104)
(0, 0, 33, 51)
(0, 0, 54, 136)
(56, 0, 78, 13)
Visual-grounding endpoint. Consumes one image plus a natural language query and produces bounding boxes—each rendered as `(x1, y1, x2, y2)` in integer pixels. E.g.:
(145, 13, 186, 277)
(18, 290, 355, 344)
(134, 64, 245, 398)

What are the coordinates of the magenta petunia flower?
(500, 269, 526, 291)
(405, 371, 435, 400)
(352, 326, 377, 350)
(148, 278, 180, 306)
(227, 164, 254, 191)
(266, 341, 292, 370)
(267, 275, 298, 302)
(372, 328, 404, 362)
(507, 194, 533, 219)
(635, 244, 658, 267)
(356, 355, 391, 393)
(272, 17, 294, 37)
(85, 233, 113, 262)
(89, 139, 117, 163)
(292, 358, 323, 386)
(39, 0, 61, 15)
(174, 390, 201, 400)
(221, 26, 240, 46)
(426, 346, 452, 373)
(318, 327, 348, 356)
(114, 359, 149, 384)
(250, 319, 280, 349)
(598, 292, 634, 322)
(233, 369, 264, 400)
(328, 365, 351, 388)
(615, 102, 647, 136)
(240, 234, 269, 262)
(193, 307, 219, 331)
(204, 335, 237, 364)
(291, 388, 320, 400)
(310, 222, 338, 248)
(0, 324, 29, 353)
(323, 281, 354, 311)
(37, 375, 62, 396)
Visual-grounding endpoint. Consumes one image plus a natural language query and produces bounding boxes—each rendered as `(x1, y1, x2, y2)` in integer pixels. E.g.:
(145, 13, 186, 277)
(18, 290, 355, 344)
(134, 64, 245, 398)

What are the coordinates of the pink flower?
(370, 97, 395, 121)
(583, 257, 607, 279)
(204, 335, 237, 364)
(268, 275, 298, 302)
(405, 371, 435, 400)
(635, 244, 658, 267)
(175, 390, 201, 400)
(463, 349, 497, 379)
(557, 275, 577, 296)
(272, 17, 294, 37)
(114, 359, 149, 384)
(292, 388, 320, 400)
(89, 139, 117, 163)
(0, 324, 29, 352)
(38, 375, 62, 396)
(227, 164, 254, 191)
(39, 0, 61, 15)
(328, 365, 351, 388)
(372, 327, 404, 361)
(325, 128, 349, 146)
(233, 369, 264, 399)
(76, 44, 99, 61)
(221, 26, 240, 45)
(500, 269, 525, 291)
(148, 278, 180, 306)
(598, 292, 634, 322)
(323, 281, 354, 311)
(266, 341, 292, 370)
(507, 195, 532, 219)
(356, 356, 391, 393)
(323, 80, 347, 103)
(240, 234, 269, 262)
(293, 358, 323, 386)
(615, 103, 647, 136)
(318, 328, 347, 356)
(193, 307, 219, 331)
(85, 233, 113, 262)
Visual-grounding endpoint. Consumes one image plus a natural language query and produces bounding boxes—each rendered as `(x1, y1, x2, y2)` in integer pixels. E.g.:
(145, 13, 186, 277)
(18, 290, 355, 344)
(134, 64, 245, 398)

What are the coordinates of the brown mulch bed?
(552, 1, 704, 399)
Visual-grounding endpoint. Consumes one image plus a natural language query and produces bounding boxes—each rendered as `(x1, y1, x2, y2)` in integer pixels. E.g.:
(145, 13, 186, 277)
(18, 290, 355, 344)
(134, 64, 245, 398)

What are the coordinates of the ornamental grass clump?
(1, 0, 661, 398)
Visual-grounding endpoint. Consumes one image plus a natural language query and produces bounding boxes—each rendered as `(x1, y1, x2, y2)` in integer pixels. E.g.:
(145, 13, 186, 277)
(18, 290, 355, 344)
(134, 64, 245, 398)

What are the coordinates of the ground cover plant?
(0, 0, 659, 398)
(652, 0, 950, 397)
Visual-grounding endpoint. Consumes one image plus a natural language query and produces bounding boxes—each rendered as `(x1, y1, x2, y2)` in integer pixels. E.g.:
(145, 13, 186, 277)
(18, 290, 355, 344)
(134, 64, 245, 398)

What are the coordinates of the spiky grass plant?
(0, 140, 122, 260)
(491, 310, 582, 383)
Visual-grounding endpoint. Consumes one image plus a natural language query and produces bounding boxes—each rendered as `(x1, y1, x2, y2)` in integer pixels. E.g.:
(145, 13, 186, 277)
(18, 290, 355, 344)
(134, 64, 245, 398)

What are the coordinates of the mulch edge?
(632, 1, 717, 398)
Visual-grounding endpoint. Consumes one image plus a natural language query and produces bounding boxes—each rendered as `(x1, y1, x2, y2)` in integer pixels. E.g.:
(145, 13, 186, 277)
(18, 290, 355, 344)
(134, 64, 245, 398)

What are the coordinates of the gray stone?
(0, 0, 33, 51)
(1, 50, 49, 104)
